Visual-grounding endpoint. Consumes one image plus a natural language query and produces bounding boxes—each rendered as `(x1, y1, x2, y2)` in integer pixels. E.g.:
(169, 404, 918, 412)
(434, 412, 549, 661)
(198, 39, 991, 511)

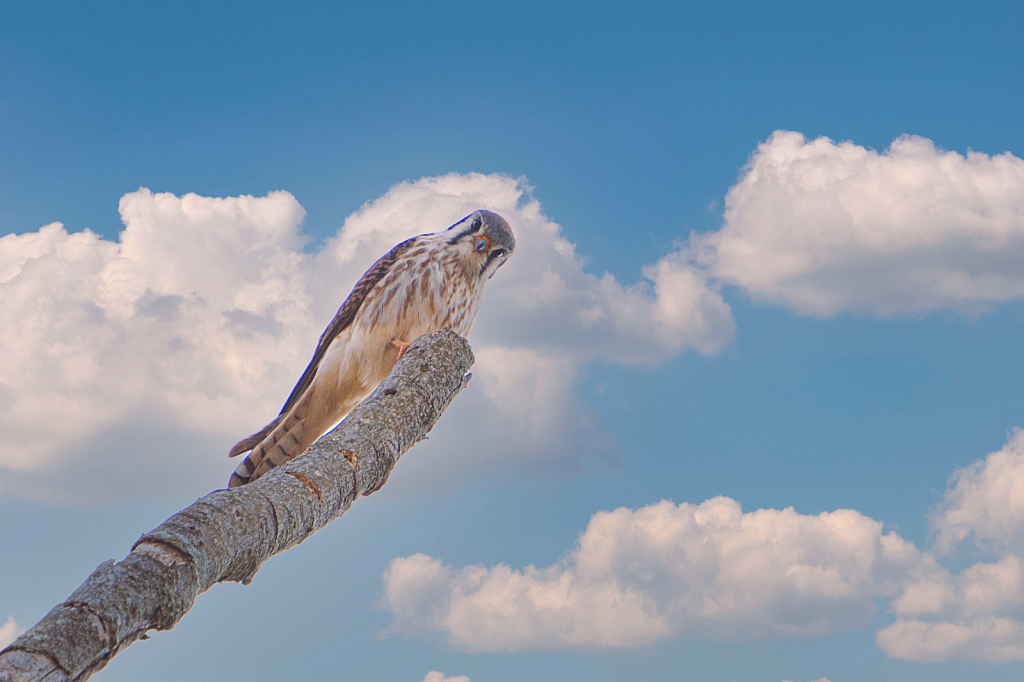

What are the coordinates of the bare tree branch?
(0, 330, 475, 682)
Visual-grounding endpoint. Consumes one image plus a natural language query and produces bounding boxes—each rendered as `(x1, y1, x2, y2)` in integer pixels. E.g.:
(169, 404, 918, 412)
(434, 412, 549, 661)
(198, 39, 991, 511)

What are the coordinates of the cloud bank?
(381, 497, 922, 651)
(0, 174, 734, 502)
(693, 131, 1024, 317)
(384, 430, 1024, 663)
(8, 132, 1022, 502)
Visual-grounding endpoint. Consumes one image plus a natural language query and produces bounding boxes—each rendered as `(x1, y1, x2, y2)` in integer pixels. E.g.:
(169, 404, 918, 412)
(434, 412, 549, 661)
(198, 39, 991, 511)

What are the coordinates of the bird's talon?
(390, 338, 411, 360)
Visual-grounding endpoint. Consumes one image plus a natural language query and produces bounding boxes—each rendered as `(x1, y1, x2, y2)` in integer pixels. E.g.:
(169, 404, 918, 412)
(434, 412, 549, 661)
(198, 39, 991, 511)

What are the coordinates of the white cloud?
(0, 616, 25, 649)
(932, 429, 1024, 555)
(878, 430, 1024, 662)
(383, 428, 1024, 661)
(381, 497, 922, 652)
(0, 190, 314, 502)
(0, 174, 734, 502)
(421, 673, 470, 682)
(877, 616, 1024, 663)
(693, 130, 1024, 317)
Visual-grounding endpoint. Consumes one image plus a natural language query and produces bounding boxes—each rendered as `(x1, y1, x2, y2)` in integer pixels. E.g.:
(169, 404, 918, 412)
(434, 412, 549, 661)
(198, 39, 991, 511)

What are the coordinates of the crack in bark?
(242, 490, 280, 585)
(0, 650, 67, 680)
(131, 541, 191, 567)
(58, 604, 112, 652)
(340, 449, 359, 498)
(285, 472, 322, 503)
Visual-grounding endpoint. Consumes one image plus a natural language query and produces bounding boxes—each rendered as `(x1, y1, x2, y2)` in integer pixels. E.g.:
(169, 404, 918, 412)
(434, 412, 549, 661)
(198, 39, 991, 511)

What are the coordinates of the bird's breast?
(357, 249, 486, 340)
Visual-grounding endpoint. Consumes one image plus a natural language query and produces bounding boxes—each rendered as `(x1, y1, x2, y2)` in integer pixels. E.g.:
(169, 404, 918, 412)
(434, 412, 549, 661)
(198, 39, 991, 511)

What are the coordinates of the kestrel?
(227, 210, 515, 487)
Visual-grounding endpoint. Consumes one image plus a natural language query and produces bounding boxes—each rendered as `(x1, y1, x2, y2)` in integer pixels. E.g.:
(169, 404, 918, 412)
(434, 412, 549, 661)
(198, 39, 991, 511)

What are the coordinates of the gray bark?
(0, 330, 474, 682)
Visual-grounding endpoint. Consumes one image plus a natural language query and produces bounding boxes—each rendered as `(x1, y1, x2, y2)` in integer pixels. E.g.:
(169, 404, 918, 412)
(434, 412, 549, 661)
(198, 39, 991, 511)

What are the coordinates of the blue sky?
(3, 1, 1024, 680)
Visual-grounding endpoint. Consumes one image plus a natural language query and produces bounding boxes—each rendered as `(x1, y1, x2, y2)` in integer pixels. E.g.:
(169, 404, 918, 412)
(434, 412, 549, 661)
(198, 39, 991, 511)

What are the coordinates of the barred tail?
(228, 395, 312, 488)
(228, 416, 282, 459)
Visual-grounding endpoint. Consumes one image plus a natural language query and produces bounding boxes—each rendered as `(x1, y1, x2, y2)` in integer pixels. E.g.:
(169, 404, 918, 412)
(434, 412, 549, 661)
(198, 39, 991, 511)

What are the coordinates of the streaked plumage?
(228, 210, 515, 487)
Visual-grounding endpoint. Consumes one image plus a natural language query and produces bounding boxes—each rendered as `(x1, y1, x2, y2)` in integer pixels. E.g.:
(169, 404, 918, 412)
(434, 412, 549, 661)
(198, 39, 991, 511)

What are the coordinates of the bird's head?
(447, 210, 515, 279)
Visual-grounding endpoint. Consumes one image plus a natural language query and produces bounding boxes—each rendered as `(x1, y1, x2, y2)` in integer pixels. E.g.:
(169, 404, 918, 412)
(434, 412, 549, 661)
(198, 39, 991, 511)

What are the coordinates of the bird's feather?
(226, 209, 514, 487)
(228, 236, 418, 459)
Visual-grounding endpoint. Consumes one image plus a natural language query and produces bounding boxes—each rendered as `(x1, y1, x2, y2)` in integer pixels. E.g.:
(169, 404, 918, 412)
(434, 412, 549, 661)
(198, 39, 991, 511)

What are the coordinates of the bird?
(227, 209, 515, 487)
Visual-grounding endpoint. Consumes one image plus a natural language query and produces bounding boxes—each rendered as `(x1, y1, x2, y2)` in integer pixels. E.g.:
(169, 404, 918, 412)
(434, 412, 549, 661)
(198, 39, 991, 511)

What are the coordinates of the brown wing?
(228, 236, 420, 459)
(275, 236, 420, 418)
(227, 416, 282, 458)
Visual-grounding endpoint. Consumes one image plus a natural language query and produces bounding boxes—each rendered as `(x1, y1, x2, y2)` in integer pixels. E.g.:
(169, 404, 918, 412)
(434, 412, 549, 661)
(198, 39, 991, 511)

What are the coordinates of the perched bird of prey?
(227, 210, 515, 487)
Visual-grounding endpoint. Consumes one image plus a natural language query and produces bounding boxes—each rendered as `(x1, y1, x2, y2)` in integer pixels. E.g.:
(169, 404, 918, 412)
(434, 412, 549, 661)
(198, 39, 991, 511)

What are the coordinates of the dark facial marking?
(448, 213, 481, 245)
(479, 248, 506, 277)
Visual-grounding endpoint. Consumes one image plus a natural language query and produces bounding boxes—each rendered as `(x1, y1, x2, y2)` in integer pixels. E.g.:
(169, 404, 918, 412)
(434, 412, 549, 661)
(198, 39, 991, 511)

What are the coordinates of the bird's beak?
(474, 236, 491, 252)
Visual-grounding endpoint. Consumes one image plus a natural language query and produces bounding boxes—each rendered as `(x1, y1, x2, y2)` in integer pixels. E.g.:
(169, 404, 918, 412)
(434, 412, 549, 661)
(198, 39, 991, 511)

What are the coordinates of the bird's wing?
(227, 416, 282, 458)
(276, 236, 420, 418)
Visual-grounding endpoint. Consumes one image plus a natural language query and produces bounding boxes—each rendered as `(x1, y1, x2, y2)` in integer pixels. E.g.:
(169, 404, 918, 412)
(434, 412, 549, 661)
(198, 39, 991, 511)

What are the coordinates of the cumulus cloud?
(383, 428, 1024, 661)
(878, 430, 1024, 662)
(0, 174, 734, 502)
(693, 130, 1024, 317)
(421, 673, 470, 682)
(0, 616, 25, 649)
(0, 191, 314, 501)
(931, 429, 1024, 555)
(381, 497, 922, 651)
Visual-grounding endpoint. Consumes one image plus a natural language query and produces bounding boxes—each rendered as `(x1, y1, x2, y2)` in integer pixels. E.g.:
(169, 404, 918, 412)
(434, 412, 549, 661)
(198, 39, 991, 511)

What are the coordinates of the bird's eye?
(471, 218, 482, 231)
(491, 248, 505, 258)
